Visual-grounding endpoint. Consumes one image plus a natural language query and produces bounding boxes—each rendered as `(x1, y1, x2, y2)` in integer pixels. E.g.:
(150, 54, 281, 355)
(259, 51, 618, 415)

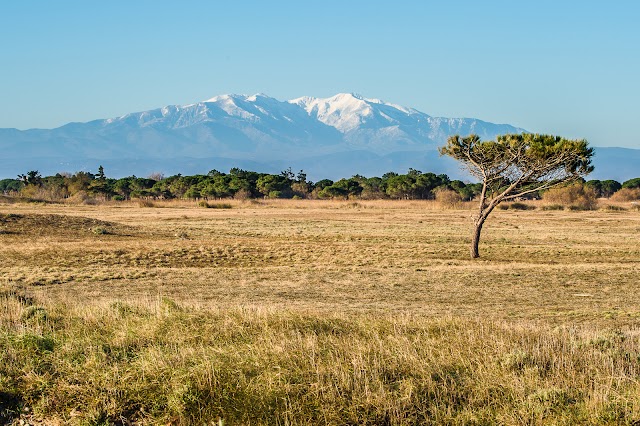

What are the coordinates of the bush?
(234, 189, 252, 200)
(92, 227, 110, 235)
(435, 188, 462, 208)
(541, 204, 564, 211)
(138, 200, 155, 208)
(610, 188, 640, 202)
(67, 191, 98, 205)
(602, 205, 627, 212)
(509, 202, 536, 210)
(199, 201, 232, 209)
(215, 203, 232, 209)
(510, 202, 535, 210)
(498, 202, 534, 211)
(543, 184, 598, 210)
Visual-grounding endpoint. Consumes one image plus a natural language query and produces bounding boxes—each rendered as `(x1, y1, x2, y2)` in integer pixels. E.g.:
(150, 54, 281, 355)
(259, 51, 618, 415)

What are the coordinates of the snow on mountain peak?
(97, 92, 522, 142)
(287, 93, 419, 132)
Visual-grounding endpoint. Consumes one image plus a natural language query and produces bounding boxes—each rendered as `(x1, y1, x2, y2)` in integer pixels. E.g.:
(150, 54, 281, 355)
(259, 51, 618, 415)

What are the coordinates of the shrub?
(610, 188, 640, 202)
(435, 188, 462, 208)
(509, 202, 535, 210)
(543, 184, 597, 210)
(68, 191, 98, 205)
(568, 205, 590, 211)
(602, 205, 627, 211)
(542, 204, 564, 211)
(234, 189, 252, 200)
(200, 202, 232, 209)
(138, 200, 155, 208)
(498, 202, 534, 211)
(92, 227, 109, 235)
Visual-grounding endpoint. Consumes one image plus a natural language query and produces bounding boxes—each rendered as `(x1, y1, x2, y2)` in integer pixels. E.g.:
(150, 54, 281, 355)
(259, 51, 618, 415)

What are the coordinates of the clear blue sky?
(1, 0, 639, 147)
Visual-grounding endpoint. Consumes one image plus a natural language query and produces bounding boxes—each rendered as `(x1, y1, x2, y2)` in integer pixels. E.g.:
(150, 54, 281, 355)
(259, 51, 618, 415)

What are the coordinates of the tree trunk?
(470, 216, 486, 258)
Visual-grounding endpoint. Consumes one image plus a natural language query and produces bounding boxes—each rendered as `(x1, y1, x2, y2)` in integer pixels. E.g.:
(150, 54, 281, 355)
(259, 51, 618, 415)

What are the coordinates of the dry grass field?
(1, 199, 640, 424)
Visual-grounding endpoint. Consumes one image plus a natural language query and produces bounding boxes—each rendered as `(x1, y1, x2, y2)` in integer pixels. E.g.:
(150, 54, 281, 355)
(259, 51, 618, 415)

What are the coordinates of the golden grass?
(1, 200, 640, 424)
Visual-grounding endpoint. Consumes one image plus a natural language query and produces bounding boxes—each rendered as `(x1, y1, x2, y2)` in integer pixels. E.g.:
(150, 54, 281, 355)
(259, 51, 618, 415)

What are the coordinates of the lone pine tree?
(440, 133, 594, 258)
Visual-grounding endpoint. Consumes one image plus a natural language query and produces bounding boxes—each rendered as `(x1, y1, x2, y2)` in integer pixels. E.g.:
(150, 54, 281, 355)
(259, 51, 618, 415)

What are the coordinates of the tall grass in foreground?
(2, 292, 640, 425)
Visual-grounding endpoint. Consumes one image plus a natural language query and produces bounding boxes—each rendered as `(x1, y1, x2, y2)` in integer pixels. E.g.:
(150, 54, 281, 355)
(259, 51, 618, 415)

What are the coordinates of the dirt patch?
(0, 213, 137, 238)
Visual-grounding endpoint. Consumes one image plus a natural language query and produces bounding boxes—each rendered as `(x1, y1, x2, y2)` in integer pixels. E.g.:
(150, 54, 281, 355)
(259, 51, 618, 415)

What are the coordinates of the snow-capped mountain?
(0, 93, 635, 180)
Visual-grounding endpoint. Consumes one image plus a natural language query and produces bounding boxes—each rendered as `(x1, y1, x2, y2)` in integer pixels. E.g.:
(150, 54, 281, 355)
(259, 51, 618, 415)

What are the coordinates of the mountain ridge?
(0, 93, 637, 181)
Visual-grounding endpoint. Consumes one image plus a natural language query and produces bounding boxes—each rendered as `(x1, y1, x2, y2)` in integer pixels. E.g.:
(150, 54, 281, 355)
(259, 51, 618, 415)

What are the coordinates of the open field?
(2, 199, 640, 424)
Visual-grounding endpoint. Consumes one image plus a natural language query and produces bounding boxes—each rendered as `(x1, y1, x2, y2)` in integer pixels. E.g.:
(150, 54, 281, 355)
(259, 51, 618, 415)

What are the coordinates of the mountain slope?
(0, 93, 636, 181)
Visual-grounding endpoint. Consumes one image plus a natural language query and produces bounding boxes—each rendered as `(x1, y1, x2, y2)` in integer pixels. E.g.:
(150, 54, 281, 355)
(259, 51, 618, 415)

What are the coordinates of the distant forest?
(1, 166, 639, 202)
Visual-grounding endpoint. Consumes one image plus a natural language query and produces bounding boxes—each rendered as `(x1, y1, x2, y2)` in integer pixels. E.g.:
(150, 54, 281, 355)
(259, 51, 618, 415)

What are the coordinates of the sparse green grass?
(1, 200, 640, 424)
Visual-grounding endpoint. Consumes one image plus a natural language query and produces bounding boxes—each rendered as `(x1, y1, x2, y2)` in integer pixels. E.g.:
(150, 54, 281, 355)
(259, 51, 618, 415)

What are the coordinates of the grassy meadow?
(1, 198, 640, 424)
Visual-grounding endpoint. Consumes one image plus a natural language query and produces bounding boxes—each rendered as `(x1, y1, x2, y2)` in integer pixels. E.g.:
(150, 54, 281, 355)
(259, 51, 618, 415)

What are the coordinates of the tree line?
(0, 166, 638, 203)
(0, 167, 480, 201)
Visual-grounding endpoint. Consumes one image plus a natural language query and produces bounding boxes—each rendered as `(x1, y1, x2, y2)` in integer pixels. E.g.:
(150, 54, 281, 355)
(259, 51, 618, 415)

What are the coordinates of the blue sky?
(1, 0, 639, 148)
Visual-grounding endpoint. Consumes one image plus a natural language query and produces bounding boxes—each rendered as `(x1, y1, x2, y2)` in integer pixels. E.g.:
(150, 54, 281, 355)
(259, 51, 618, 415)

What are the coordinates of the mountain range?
(1, 93, 637, 181)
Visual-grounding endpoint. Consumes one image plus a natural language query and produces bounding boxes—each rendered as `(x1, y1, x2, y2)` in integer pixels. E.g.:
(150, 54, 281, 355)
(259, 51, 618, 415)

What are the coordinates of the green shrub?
(92, 227, 109, 235)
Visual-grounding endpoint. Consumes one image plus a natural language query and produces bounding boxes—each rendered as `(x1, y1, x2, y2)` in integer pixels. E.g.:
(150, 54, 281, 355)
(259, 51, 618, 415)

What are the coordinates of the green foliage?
(0, 178, 23, 192)
(585, 179, 621, 198)
(318, 178, 363, 199)
(385, 171, 450, 199)
(15, 162, 640, 206)
(314, 179, 334, 190)
(622, 177, 640, 189)
(17, 170, 42, 186)
(257, 174, 291, 197)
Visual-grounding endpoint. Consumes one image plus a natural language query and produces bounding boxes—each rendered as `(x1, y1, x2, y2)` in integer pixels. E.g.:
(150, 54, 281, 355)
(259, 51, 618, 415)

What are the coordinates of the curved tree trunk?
(470, 216, 485, 258)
